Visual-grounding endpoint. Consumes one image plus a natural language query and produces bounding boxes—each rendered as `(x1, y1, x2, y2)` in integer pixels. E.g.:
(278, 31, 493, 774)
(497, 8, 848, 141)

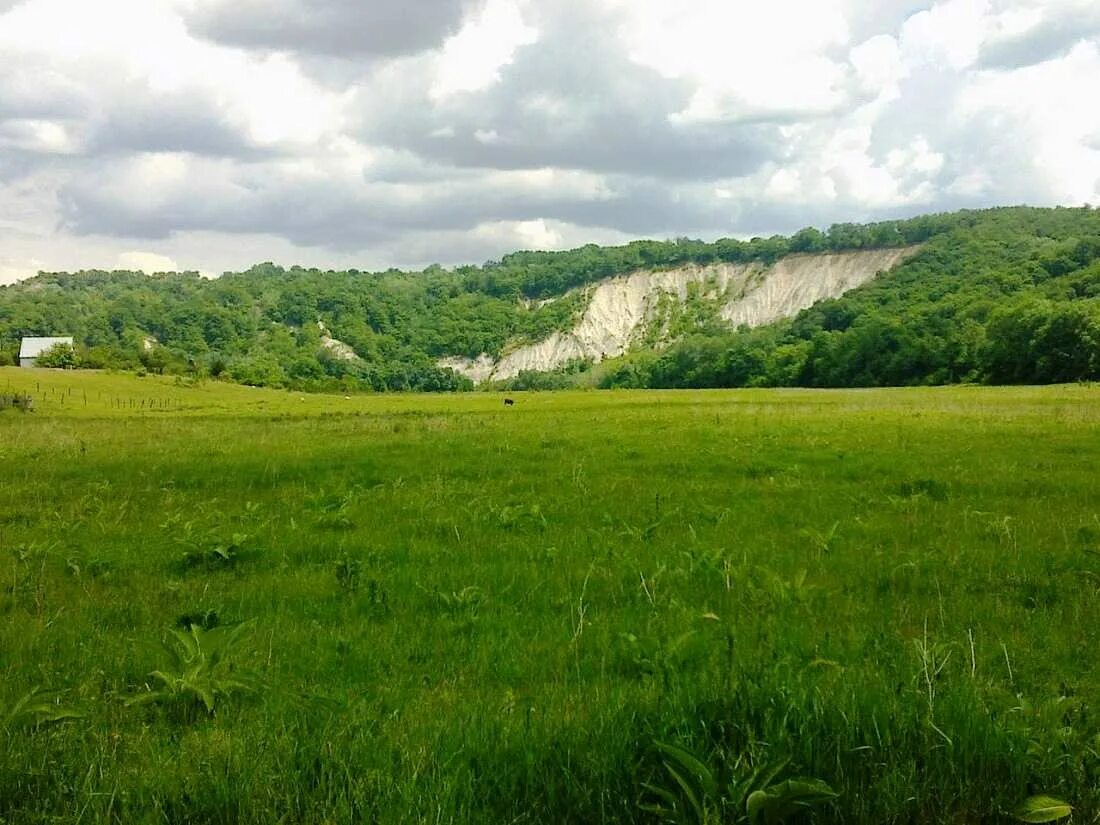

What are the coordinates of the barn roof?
(19, 336, 74, 358)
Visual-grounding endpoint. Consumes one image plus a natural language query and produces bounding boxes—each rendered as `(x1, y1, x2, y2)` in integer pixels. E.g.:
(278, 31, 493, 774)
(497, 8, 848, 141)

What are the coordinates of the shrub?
(35, 342, 78, 369)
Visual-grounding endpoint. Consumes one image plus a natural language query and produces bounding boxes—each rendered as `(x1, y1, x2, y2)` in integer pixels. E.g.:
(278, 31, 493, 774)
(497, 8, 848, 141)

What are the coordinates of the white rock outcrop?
(316, 320, 360, 362)
(321, 335, 360, 362)
(441, 246, 919, 383)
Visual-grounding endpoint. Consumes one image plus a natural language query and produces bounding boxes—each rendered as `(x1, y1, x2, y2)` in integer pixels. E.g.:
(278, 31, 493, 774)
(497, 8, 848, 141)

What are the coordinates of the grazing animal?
(503, 398, 515, 407)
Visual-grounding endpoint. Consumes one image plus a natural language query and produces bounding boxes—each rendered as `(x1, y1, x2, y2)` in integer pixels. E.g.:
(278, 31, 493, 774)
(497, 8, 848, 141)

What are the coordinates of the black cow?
(503, 398, 515, 407)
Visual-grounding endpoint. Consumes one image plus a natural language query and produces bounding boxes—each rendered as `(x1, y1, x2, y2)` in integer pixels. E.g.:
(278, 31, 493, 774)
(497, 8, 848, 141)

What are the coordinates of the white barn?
(19, 336, 74, 368)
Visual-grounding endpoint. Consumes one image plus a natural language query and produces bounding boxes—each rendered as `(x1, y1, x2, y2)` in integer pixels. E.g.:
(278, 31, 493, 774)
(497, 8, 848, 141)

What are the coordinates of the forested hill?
(1, 206, 1098, 391)
(595, 205, 1100, 390)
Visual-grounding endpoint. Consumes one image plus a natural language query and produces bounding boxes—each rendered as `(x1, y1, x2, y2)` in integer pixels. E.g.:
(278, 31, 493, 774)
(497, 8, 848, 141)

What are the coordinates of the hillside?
(443, 247, 918, 382)
(0, 206, 1098, 390)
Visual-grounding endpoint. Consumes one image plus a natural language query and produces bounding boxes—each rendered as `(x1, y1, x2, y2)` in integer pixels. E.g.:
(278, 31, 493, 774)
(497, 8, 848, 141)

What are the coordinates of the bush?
(35, 342, 78, 369)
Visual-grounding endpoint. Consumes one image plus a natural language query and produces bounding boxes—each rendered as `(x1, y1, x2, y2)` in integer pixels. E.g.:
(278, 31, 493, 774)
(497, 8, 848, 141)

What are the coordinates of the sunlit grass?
(1, 368, 1098, 823)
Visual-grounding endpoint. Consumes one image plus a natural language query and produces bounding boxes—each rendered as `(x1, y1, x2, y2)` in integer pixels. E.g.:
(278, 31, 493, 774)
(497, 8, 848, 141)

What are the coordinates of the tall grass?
(1, 368, 1098, 822)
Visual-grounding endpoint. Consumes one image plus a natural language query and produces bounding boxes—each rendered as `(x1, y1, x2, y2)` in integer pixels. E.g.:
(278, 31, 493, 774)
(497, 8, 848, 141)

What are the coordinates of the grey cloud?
(0, 48, 264, 159)
(0, 59, 89, 120)
(185, 0, 469, 57)
(0, 145, 64, 183)
(56, 148, 741, 250)
(712, 199, 902, 240)
(363, 221, 638, 269)
(85, 88, 266, 158)
(742, 197, 1006, 239)
(978, 9, 1100, 70)
(50, 13, 1025, 266)
(357, 10, 783, 181)
(363, 148, 484, 185)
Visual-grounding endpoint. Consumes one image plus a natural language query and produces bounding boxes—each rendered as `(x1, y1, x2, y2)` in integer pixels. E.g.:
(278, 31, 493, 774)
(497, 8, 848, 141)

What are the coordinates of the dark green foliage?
(334, 555, 363, 592)
(177, 608, 221, 631)
(493, 357, 595, 391)
(601, 206, 1100, 388)
(471, 211, 955, 299)
(176, 533, 258, 573)
(125, 622, 261, 719)
(640, 743, 837, 825)
(2, 687, 83, 729)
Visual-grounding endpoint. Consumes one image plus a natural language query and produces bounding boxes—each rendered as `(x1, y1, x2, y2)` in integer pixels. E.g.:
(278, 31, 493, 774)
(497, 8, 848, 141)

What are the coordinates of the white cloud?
(886, 137, 944, 175)
(0, 259, 43, 285)
(430, 0, 538, 100)
(956, 40, 1100, 202)
(474, 218, 561, 250)
(765, 168, 805, 200)
(850, 35, 906, 100)
(0, 0, 1097, 280)
(116, 251, 179, 272)
(621, 0, 851, 122)
(900, 0, 992, 70)
(0, 0, 344, 149)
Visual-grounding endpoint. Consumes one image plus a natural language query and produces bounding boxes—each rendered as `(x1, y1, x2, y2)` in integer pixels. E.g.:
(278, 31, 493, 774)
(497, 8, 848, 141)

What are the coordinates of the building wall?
(19, 358, 36, 368)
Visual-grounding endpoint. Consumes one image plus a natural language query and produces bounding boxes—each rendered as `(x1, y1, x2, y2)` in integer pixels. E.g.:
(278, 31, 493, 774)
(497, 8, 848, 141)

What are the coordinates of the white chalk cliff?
(440, 246, 919, 383)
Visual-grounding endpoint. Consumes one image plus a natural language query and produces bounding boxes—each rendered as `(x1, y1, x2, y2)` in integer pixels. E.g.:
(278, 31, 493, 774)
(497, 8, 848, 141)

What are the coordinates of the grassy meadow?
(1, 368, 1099, 823)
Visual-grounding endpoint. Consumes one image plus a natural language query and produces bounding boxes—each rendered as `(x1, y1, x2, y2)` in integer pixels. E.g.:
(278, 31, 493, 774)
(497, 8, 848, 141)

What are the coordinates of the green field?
(2, 369, 1098, 824)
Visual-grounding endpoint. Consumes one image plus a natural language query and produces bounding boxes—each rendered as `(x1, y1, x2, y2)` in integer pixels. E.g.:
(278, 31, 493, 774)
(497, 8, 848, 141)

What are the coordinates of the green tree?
(36, 342, 78, 369)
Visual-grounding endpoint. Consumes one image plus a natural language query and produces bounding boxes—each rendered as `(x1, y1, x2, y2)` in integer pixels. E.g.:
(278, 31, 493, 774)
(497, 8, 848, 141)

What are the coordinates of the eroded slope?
(442, 246, 919, 383)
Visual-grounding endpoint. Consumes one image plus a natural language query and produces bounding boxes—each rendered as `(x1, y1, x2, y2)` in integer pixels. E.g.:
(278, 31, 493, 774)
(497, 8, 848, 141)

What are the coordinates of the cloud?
(85, 86, 266, 157)
(621, 0, 853, 123)
(54, 147, 746, 248)
(355, 5, 783, 181)
(116, 250, 179, 273)
(431, 0, 539, 99)
(0, 53, 88, 121)
(0, 61, 272, 162)
(183, 0, 470, 58)
(0, 0, 346, 154)
(375, 218, 638, 267)
(0, 119, 78, 154)
(862, 34, 1100, 208)
(843, 0, 932, 41)
(0, 0, 1099, 280)
(978, 3, 1100, 69)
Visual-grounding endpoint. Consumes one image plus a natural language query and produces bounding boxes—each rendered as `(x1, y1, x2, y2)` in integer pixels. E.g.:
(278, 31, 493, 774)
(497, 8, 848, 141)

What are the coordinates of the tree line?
(1, 206, 1097, 391)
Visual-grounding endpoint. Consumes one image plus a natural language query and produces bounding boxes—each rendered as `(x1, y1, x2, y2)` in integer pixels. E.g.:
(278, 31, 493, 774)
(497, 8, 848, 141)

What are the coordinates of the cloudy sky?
(1, 0, 1099, 282)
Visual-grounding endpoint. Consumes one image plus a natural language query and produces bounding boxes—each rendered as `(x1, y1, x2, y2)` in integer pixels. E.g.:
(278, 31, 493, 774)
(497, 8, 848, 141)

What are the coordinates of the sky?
(1, 0, 1099, 283)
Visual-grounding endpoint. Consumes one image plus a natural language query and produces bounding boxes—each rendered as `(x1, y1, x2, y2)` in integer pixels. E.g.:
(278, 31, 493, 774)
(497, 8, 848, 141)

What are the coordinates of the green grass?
(2, 368, 1098, 823)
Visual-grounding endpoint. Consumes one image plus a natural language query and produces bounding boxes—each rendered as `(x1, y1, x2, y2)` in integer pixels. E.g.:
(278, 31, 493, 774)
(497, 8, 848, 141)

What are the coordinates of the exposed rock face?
(719, 248, 917, 328)
(321, 335, 360, 362)
(442, 246, 919, 383)
(437, 353, 495, 383)
(316, 320, 360, 362)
